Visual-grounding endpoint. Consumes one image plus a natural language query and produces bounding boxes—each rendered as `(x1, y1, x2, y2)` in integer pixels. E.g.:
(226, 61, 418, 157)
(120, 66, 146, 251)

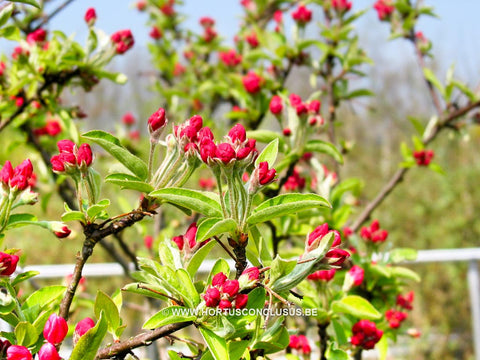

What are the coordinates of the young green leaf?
(82, 130, 148, 180)
(149, 188, 222, 218)
(199, 326, 230, 360)
(196, 218, 238, 243)
(255, 138, 279, 167)
(304, 140, 343, 164)
(105, 173, 154, 193)
(186, 240, 216, 278)
(331, 295, 381, 320)
(94, 291, 121, 335)
(143, 306, 196, 329)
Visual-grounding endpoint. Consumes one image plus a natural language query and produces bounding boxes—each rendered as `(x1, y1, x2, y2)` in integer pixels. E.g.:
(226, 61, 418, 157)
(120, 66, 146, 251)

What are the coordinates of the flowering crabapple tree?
(0, 0, 478, 359)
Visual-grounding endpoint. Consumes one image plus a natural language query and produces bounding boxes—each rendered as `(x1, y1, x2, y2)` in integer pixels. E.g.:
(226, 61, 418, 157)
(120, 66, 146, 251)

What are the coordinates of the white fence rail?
(18, 248, 480, 360)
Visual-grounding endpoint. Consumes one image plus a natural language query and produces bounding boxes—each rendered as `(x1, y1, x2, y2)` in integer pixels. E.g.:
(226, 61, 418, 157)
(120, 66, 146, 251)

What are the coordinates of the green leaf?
(247, 193, 330, 225)
(22, 286, 65, 310)
(61, 211, 86, 223)
(11, 271, 39, 287)
(122, 283, 169, 301)
(428, 163, 445, 175)
(423, 68, 445, 97)
(0, 3, 14, 28)
(186, 240, 216, 278)
(143, 306, 195, 329)
(0, 25, 20, 40)
(268, 256, 297, 285)
(389, 248, 417, 263)
(105, 173, 154, 193)
(168, 350, 183, 360)
(388, 266, 420, 282)
(377, 335, 388, 360)
(304, 140, 343, 164)
(88, 168, 102, 203)
(6, 213, 37, 229)
(92, 70, 128, 84)
(70, 311, 108, 360)
(14, 322, 38, 347)
(149, 188, 222, 218)
(343, 88, 374, 99)
(246, 130, 284, 147)
(199, 326, 230, 360)
(86, 199, 110, 220)
(9, 0, 40, 8)
(331, 295, 381, 320)
(176, 269, 200, 307)
(196, 218, 238, 243)
(94, 291, 120, 334)
(255, 138, 279, 167)
(326, 343, 349, 360)
(82, 130, 148, 180)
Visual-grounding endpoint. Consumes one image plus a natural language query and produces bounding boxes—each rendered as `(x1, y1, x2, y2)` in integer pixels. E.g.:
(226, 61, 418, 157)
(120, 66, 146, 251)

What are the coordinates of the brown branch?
(95, 321, 193, 359)
(318, 322, 329, 360)
(213, 236, 237, 261)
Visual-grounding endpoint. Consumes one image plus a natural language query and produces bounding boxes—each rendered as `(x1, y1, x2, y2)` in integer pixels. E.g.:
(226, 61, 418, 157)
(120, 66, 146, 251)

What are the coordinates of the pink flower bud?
(235, 293, 248, 309)
(149, 26, 162, 40)
(347, 265, 364, 286)
(385, 309, 407, 329)
(228, 124, 246, 143)
(6, 345, 32, 360)
(0, 252, 19, 276)
(57, 140, 75, 153)
(54, 226, 71, 239)
(172, 236, 184, 251)
(258, 161, 276, 185)
(222, 279, 240, 297)
(331, 0, 352, 13)
(50, 155, 65, 172)
(43, 314, 68, 344)
(38, 343, 60, 360)
(198, 127, 214, 142)
(74, 317, 95, 343)
(122, 112, 136, 126)
(188, 115, 203, 132)
(0, 161, 13, 185)
(204, 287, 221, 307)
(236, 139, 257, 160)
(219, 49, 242, 67)
(325, 248, 350, 266)
(200, 17, 215, 28)
(289, 93, 302, 107)
(212, 272, 227, 287)
(218, 299, 232, 310)
(77, 143, 93, 168)
(308, 100, 321, 114)
(148, 107, 167, 133)
(26, 28, 47, 44)
(351, 320, 383, 350)
(269, 95, 283, 115)
(373, 0, 395, 21)
(215, 143, 236, 164)
(242, 267, 259, 281)
(242, 71, 262, 94)
(245, 32, 259, 48)
(200, 139, 217, 163)
(144, 235, 154, 250)
(84, 7, 97, 27)
(111, 29, 134, 54)
(184, 222, 198, 249)
(292, 5, 312, 25)
(308, 223, 330, 246)
(397, 291, 414, 310)
(136, 0, 146, 11)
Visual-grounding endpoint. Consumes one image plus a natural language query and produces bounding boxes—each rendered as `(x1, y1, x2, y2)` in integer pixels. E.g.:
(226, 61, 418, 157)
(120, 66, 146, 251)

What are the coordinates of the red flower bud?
(222, 279, 240, 297)
(289, 335, 311, 354)
(212, 272, 227, 287)
(200, 17, 215, 28)
(242, 71, 262, 94)
(228, 124, 246, 143)
(347, 265, 364, 286)
(172, 236, 184, 251)
(144, 235, 154, 250)
(307, 269, 336, 281)
(269, 95, 283, 115)
(122, 112, 136, 126)
(43, 314, 68, 344)
(308, 223, 329, 246)
(289, 93, 302, 107)
(386, 309, 408, 329)
(84, 7, 97, 27)
(308, 100, 321, 114)
(373, 0, 395, 21)
(325, 248, 350, 266)
(148, 107, 167, 133)
(218, 299, 232, 310)
(0, 252, 19, 276)
(200, 139, 217, 163)
(236, 139, 257, 160)
(397, 291, 414, 310)
(50, 155, 65, 172)
(189, 115, 203, 132)
(292, 5, 312, 25)
(111, 29, 134, 54)
(235, 293, 248, 309)
(184, 222, 198, 249)
(54, 226, 71, 238)
(77, 143, 93, 168)
(26, 28, 47, 44)
(245, 32, 259, 48)
(258, 161, 276, 185)
(215, 143, 236, 164)
(350, 320, 383, 350)
(331, 0, 352, 13)
(6, 345, 32, 360)
(74, 317, 95, 343)
(198, 127, 214, 142)
(0, 161, 13, 185)
(219, 49, 242, 67)
(38, 343, 60, 360)
(57, 140, 75, 153)
(204, 287, 221, 307)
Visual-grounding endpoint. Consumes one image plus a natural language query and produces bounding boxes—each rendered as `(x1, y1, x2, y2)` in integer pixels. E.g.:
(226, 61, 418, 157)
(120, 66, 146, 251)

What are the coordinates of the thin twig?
(137, 284, 183, 305)
(213, 236, 237, 261)
(32, 0, 76, 31)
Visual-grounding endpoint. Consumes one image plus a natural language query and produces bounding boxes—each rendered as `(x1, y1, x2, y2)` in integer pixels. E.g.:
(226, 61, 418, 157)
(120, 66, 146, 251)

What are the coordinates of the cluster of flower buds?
(289, 334, 311, 354)
(397, 291, 414, 310)
(26, 28, 47, 45)
(289, 94, 322, 125)
(245, 31, 259, 48)
(172, 222, 209, 254)
(284, 168, 306, 191)
(331, 0, 352, 14)
(273, 10, 283, 32)
(111, 29, 134, 54)
(160, 0, 175, 16)
(0, 252, 19, 276)
(350, 319, 383, 350)
(0, 159, 35, 192)
(291, 4, 312, 26)
(385, 308, 408, 329)
(242, 71, 263, 94)
(219, 49, 242, 67)
(306, 223, 350, 266)
(413, 149, 434, 166)
(203, 272, 248, 310)
(84, 7, 97, 27)
(308, 268, 336, 281)
(198, 177, 215, 190)
(199, 16, 217, 43)
(373, 0, 395, 21)
(360, 219, 388, 243)
(50, 140, 93, 174)
(33, 119, 62, 137)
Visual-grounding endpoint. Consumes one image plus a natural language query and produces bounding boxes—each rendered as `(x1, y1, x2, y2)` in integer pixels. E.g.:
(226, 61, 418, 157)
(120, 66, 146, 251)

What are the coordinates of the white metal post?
(468, 260, 480, 360)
